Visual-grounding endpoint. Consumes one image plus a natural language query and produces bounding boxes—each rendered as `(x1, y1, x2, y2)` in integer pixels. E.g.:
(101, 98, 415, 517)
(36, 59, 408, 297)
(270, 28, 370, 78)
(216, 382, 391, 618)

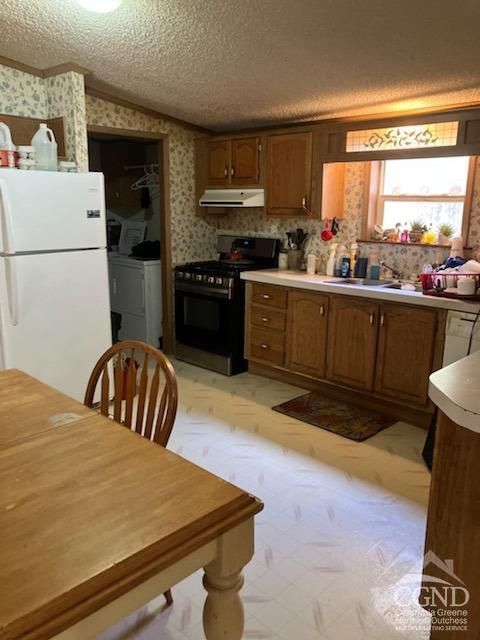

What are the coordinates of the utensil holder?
(288, 250, 302, 270)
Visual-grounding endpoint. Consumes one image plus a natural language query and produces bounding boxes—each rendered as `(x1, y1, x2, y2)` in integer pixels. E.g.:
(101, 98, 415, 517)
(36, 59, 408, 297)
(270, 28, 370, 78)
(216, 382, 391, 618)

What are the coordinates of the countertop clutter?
(241, 269, 480, 313)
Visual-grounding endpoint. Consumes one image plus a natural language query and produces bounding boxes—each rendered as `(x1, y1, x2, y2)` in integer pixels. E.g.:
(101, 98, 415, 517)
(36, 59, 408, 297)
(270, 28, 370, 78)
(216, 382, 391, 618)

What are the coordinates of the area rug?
(272, 392, 395, 441)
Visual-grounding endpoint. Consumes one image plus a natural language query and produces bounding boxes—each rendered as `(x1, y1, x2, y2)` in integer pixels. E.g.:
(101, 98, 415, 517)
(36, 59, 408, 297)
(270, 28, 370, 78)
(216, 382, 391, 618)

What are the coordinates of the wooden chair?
(84, 340, 178, 606)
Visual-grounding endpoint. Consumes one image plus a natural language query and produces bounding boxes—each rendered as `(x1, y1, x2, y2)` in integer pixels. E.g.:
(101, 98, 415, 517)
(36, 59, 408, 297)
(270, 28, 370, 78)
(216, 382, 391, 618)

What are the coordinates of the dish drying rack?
(421, 273, 480, 301)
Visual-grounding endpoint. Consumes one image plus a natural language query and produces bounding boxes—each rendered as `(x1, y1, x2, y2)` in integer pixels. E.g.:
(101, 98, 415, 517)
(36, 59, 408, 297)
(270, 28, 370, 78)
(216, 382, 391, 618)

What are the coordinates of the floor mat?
(272, 391, 396, 441)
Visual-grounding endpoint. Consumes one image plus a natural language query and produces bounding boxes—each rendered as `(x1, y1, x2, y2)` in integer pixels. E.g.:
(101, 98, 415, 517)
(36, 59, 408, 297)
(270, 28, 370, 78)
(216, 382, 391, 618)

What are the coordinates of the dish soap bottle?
(326, 243, 337, 276)
(336, 245, 349, 277)
(31, 123, 58, 171)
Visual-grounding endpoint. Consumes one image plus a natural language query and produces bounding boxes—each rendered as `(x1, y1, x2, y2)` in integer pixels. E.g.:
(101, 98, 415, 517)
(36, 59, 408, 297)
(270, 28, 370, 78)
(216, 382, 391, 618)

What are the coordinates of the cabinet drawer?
(251, 284, 287, 309)
(251, 305, 286, 332)
(249, 327, 285, 365)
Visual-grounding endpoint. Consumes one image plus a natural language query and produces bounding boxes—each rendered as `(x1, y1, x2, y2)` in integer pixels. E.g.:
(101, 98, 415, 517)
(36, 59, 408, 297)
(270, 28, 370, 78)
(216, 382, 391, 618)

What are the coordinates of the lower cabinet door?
(374, 304, 437, 405)
(285, 290, 328, 378)
(326, 296, 379, 391)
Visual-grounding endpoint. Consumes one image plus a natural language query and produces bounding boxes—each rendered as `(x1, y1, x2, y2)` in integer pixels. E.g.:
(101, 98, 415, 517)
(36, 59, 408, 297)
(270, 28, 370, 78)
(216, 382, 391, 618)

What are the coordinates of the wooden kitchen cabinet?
(207, 139, 231, 185)
(326, 296, 379, 391)
(231, 137, 259, 185)
(286, 290, 329, 378)
(321, 162, 346, 219)
(374, 304, 437, 405)
(266, 131, 313, 216)
(206, 137, 260, 186)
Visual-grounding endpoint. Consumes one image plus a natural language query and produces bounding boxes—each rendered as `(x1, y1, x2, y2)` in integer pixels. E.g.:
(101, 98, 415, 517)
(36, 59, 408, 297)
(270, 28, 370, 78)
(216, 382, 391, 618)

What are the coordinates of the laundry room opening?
(87, 127, 173, 353)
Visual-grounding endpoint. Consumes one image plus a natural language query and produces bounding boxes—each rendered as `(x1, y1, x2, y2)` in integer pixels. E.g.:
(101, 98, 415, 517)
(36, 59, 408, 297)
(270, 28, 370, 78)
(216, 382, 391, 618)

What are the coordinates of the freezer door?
(0, 171, 106, 254)
(0, 249, 112, 401)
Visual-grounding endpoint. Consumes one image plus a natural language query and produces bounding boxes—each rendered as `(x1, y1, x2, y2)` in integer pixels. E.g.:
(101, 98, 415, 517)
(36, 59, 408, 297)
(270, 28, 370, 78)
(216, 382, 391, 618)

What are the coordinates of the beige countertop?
(429, 351, 480, 433)
(241, 269, 480, 313)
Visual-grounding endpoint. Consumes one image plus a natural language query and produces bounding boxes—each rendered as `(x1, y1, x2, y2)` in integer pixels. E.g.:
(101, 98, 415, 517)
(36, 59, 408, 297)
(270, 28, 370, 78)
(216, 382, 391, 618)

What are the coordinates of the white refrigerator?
(0, 170, 112, 401)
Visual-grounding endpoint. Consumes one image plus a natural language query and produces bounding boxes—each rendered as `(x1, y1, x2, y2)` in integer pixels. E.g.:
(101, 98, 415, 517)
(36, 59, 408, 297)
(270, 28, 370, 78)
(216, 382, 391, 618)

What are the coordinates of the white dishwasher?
(108, 253, 162, 348)
(442, 309, 480, 366)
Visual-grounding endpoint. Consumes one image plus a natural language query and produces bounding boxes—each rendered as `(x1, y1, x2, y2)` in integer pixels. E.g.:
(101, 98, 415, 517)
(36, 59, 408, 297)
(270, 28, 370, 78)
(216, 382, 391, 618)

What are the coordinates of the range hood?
(199, 189, 265, 208)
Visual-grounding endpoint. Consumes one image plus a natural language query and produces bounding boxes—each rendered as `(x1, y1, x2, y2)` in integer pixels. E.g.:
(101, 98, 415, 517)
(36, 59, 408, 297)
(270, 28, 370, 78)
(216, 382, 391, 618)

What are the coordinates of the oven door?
(175, 284, 234, 356)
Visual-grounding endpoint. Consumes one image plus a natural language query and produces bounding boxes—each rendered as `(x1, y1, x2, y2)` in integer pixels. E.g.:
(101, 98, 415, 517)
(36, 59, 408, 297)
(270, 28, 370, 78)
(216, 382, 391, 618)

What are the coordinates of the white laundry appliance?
(0, 170, 112, 401)
(108, 253, 162, 348)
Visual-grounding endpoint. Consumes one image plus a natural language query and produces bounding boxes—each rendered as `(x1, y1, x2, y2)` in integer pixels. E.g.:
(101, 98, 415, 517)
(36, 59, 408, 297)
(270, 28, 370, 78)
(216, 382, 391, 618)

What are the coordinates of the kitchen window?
(373, 156, 476, 238)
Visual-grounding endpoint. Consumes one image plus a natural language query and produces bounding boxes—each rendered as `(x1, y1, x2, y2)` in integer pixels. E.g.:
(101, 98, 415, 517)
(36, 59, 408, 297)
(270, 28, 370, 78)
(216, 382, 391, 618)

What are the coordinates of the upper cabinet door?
(207, 140, 231, 185)
(266, 132, 313, 216)
(326, 296, 379, 391)
(374, 304, 437, 405)
(231, 137, 259, 185)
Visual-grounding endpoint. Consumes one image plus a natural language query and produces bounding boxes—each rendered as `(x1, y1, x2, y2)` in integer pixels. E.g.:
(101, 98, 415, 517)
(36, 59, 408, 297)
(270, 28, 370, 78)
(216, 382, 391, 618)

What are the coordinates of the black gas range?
(174, 235, 279, 375)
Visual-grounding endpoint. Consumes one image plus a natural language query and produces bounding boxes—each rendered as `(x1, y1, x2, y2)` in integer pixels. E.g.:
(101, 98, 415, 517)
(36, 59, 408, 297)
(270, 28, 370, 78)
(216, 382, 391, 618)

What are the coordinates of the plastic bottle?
(334, 245, 347, 276)
(350, 243, 358, 277)
(0, 122, 18, 169)
(326, 243, 337, 276)
(369, 250, 381, 280)
(31, 123, 58, 171)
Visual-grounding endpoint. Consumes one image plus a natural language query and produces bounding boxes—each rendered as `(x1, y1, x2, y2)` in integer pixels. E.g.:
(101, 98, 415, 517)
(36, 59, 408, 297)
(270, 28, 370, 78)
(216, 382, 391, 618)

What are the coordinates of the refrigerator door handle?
(4, 257, 19, 326)
(0, 180, 16, 254)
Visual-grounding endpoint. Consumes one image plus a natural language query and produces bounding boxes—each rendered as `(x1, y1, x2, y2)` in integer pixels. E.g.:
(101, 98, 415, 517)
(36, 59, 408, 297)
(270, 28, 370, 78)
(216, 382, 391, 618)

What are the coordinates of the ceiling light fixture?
(75, 0, 122, 13)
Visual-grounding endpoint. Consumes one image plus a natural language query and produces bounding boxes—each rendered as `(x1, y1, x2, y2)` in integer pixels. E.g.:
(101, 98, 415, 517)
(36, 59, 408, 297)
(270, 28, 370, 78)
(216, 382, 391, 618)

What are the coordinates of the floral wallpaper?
(0, 65, 47, 118)
(2, 61, 480, 275)
(0, 65, 87, 168)
(216, 160, 480, 277)
(85, 94, 217, 265)
(46, 72, 88, 171)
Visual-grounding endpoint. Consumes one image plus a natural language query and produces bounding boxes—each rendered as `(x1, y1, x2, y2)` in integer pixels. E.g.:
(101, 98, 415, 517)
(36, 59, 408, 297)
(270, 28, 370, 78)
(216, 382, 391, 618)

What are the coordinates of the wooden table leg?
(203, 519, 254, 640)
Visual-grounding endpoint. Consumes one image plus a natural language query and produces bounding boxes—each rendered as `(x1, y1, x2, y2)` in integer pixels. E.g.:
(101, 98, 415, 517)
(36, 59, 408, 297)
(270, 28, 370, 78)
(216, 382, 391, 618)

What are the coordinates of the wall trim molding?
(216, 102, 480, 136)
(0, 54, 211, 134)
(43, 63, 92, 78)
(0, 55, 91, 78)
(85, 87, 212, 134)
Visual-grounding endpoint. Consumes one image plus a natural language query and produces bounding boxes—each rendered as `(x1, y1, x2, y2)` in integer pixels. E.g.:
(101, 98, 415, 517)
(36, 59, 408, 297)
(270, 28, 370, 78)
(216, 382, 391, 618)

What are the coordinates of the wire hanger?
(124, 164, 159, 191)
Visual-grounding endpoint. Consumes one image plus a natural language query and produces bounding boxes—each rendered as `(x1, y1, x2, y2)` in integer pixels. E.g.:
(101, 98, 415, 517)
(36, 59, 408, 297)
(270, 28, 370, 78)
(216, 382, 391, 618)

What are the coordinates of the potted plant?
(409, 219, 426, 243)
(438, 222, 454, 246)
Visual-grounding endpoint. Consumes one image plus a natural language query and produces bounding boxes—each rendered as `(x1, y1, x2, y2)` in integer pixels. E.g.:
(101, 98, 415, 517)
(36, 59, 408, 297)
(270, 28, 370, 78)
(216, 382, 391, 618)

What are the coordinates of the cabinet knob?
(380, 313, 385, 327)
(369, 313, 375, 325)
(262, 294, 271, 300)
(261, 343, 269, 350)
(261, 317, 269, 323)
(224, 166, 228, 177)
(301, 196, 307, 207)
(231, 166, 235, 177)
(320, 305, 325, 316)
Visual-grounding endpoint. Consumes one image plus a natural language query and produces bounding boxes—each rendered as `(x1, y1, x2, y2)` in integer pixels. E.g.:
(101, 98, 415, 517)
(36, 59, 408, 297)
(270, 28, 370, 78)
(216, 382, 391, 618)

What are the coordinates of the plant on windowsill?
(409, 219, 427, 244)
(438, 222, 454, 246)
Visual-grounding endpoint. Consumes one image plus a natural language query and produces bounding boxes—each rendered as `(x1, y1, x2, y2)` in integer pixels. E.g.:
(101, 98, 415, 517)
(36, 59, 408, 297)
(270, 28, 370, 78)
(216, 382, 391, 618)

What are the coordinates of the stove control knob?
(216, 277, 223, 285)
(196, 274, 203, 282)
(176, 271, 184, 279)
(185, 272, 191, 279)
(208, 276, 215, 284)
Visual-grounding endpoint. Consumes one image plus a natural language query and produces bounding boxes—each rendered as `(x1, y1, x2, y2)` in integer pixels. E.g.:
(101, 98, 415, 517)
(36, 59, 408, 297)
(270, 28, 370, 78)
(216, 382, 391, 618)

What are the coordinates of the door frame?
(87, 125, 174, 353)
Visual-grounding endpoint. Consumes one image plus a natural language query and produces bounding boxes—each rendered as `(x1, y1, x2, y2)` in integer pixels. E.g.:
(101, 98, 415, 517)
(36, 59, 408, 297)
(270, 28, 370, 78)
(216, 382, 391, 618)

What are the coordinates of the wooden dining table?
(0, 369, 263, 640)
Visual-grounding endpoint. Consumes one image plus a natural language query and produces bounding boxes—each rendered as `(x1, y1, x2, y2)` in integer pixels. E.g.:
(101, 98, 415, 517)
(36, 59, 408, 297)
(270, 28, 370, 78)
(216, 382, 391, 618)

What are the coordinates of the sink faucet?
(379, 260, 402, 279)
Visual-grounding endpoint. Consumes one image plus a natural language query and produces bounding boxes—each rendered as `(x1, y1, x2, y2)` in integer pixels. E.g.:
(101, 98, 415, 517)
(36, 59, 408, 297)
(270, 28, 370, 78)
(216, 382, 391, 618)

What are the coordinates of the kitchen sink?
(322, 278, 392, 287)
(384, 282, 423, 292)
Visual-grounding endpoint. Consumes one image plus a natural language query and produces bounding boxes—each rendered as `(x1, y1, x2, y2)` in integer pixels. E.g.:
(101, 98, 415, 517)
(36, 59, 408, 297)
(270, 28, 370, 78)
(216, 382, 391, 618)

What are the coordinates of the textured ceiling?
(1, 0, 480, 130)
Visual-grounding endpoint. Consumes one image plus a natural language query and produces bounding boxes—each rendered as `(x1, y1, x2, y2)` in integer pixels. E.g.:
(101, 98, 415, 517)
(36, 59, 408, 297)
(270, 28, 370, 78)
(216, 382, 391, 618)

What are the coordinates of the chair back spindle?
(84, 341, 178, 448)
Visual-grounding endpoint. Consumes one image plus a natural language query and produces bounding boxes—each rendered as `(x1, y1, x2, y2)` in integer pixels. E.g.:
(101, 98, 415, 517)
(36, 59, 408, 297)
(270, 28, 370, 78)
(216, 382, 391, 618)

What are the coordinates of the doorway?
(87, 126, 173, 353)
